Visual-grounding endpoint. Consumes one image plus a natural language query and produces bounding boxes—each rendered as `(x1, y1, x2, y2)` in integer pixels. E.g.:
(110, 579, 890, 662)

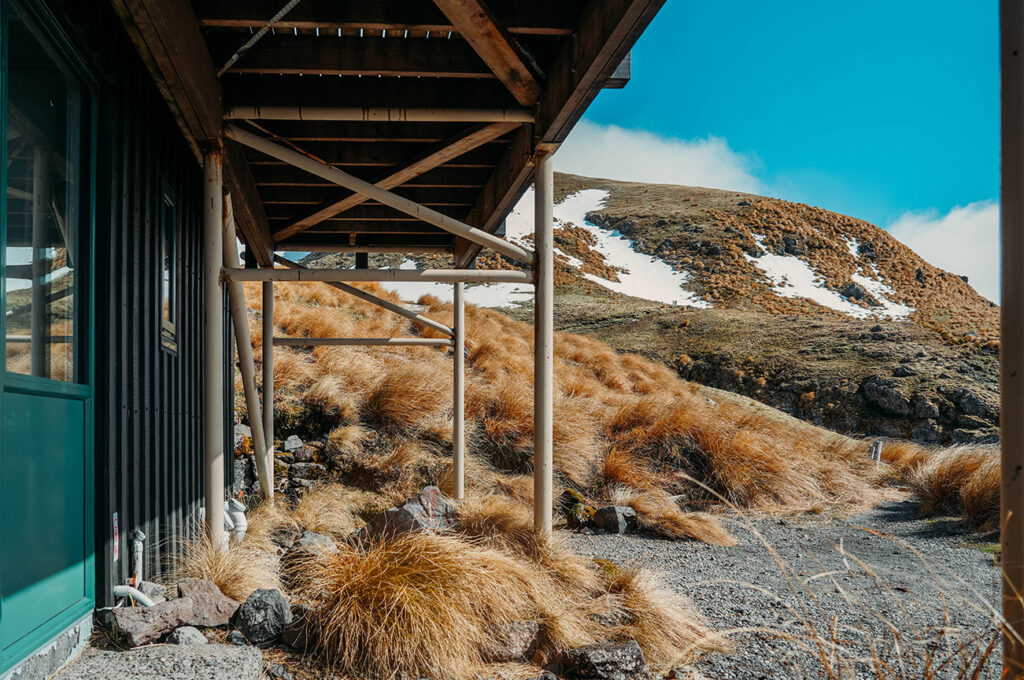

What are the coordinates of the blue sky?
(555, 0, 1001, 300)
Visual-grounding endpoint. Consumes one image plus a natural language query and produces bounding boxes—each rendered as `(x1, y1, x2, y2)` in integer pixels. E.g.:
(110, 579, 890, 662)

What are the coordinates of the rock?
(53, 645, 262, 680)
(282, 603, 315, 651)
(353, 486, 456, 544)
(268, 664, 295, 680)
(234, 424, 252, 438)
(232, 589, 292, 645)
(291, 446, 318, 463)
(840, 282, 868, 300)
(168, 626, 208, 645)
(288, 462, 327, 479)
(270, 526, 301, 551)
(111, 597, 195, 647)
(558, 489, 595, 529)
(915, 267, 926, 283)
(138, 580, 168, 604)
(959, 274, 969, 283)
(952, 388, 997, 420)
(892, 365, 916, 378)
(284, 435, 303, 452)
(860, 376, 911, 416)
(292, 531, 335, 551)
(275, 454, 295, 465)
(592, 506, 639, 534)
(561, 640, 649, 680)
(232, 456, 258, 498)
(483, 620, 541, 663)
(910, 395, 940, 419)
(177, 579, 241, 627)
(737, 200, 751, 207)
(227, 630, 249, 645)
(870, 325, 883, 333)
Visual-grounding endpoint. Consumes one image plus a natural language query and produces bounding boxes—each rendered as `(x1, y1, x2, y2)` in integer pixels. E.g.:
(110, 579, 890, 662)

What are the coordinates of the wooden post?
(203, 151, 226, 546)
(453, 282, 466, 500)
(1003, 0, 1024, 673)
(533, 150, 554, 534)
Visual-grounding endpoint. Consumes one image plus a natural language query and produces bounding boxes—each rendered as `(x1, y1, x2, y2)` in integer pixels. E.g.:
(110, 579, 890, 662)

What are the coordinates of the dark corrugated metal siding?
(56, 0, 230, 605)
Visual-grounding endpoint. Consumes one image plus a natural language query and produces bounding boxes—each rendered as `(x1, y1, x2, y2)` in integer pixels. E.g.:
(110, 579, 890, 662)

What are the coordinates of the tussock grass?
(166, 532, 280, 602)
(906, 446, 1000, 530)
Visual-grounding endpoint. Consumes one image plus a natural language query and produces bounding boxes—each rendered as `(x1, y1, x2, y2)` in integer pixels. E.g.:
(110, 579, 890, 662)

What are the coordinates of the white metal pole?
(203, 151, 226, 547)
(225, 125, 535, 266)
(272, 337, 453, 347)
(453, 282, 466, 500)
(223, 196, 274, 500)
(262, 280, 274, 470)
(1002, 0, 1024, 672)
(533, 150, 554, 534)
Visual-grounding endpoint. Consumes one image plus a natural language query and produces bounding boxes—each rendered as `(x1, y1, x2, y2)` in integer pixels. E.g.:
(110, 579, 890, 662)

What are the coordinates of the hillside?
(302, 173, 999, 445)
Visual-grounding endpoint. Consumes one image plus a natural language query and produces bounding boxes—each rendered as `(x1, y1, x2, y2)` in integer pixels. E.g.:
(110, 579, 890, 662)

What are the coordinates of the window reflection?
(4, 6, 83, 383)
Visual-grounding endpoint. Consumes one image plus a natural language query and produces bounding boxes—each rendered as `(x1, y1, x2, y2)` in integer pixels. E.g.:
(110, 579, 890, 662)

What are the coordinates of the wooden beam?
(251, 165, 489, 188)
(257, 185, 480, 205)
(274, 122, 518, 241)
(212, 34, 494, 78)
(110, 0, 224, 157)
(224, 266, 532, 283)
(277, 233, 453, 251)
(224, 140, 274, 265)
(432, 0, 542, 106)
(195, 0, 580, 36)
(243, 141, 501, 168)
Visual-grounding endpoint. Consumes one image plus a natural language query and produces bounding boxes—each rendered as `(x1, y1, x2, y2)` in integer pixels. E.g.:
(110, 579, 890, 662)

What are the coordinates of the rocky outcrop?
(562, 640, 650, 680)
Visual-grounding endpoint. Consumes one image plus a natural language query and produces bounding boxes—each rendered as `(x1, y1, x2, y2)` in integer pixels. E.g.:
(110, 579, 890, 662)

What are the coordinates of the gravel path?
(565, 498, 1003, 679)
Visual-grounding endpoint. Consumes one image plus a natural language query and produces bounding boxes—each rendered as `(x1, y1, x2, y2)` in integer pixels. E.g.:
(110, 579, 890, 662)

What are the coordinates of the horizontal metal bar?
(226, 125, 535, 265)
(225, 106, 534, 123)
(223, 266, 531, 284)
(5, 334, 73, 343)
(273, 336, 453, 347)
(274, 255, 454, 337)
(276, 244, 451, 254)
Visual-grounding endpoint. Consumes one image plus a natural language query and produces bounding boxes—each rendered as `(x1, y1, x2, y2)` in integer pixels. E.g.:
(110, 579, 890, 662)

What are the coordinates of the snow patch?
(844, 236, 860, 258)
(380, 188, 709, 309)
(744, 235, 914, 320)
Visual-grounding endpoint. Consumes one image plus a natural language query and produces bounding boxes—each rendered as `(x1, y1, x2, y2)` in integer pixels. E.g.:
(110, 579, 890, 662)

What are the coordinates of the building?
(0, 0, 663, 676)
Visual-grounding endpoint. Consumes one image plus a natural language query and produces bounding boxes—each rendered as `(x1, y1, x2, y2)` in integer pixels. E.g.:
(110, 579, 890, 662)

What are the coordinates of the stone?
(482, 620, 541, 663)
(860, 376, 911, 416)
(138, 580, 168, 604)
(840, 282, 867, 300)
(284, 435, 303, 452)
(288, 462, 327, 479)
(558, 489, 595, 529)
(275, 454, 295, 465)
(232, 588, 292, 645)
(177, 579, 241, 627)
(952, 388, 997, 420)
(592, 506, 639, 534)
(53, 645, 262, 680)
(226, 630, 249, 645)
(270, 526, 301, 551)
(915, 267, 926, 283)
(232, 456, 258, 498)
(910, 394, 940, 419)
(282, 603, 315, 651)
(292, 446, 319, 463)
(292, 531, 335, 552)
(168, 626, 208, 645)
(268, 664, 295, 680)
(892, 365, 916, 378)
(561, 640, 650, 680)
(110, 597, 195, 647)
(353, 486, 456, 544)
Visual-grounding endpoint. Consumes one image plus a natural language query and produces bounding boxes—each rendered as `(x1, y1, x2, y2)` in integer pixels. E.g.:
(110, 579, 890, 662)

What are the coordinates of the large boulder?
(592, 506, 639, 534)
(177, 579, 241, 628)
(353, 486, 456, 544)
(561, 640, 650, 680)
(232, 589, 292, 645)
(110, 598, 195, 647)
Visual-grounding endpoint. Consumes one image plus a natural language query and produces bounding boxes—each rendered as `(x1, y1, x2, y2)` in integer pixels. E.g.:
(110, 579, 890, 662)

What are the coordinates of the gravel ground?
(565, 498, 1003, 679)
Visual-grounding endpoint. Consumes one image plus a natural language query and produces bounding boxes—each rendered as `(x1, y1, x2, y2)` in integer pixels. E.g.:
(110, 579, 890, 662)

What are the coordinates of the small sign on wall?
(113, 512, 119, 562)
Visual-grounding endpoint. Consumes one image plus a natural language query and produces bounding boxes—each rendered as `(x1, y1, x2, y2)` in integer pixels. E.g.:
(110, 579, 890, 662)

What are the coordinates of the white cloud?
(555, 120, 764, 193)
(887, 201, 1000, 303)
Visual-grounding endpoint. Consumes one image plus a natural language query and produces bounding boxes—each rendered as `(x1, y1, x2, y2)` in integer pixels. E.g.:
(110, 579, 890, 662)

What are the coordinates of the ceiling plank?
(225, 141, 275, 265)
(431, 0, 541, 106)
(273, 121, 518, 242)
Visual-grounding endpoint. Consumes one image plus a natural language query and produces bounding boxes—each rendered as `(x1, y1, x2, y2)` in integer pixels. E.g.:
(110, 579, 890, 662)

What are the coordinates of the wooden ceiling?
(112, 0, 664, 267)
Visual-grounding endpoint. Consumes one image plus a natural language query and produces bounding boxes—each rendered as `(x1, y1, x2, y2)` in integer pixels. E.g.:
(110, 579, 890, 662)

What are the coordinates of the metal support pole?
(533, 150, 554, 534)
(223, 195, 274, 500)
(1002, 0, 1024, 673)
(262, 280, 274, 469)
(453, 282, 465, 500)
(203, 152, 226, 547)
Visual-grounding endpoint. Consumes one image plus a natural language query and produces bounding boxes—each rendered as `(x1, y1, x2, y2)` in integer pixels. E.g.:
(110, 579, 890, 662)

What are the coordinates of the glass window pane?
(4, 7, 82, 382)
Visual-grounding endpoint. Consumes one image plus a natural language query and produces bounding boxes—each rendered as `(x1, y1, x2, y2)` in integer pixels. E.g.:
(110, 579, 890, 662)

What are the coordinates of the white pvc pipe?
(225, 106, 534, 123)
(223, 266, 531, 284)
(274, 255, 454, 337)
(273, 337, 453, 347)
(203, 152, 226, 548)
(533, 151, 554, 535)
(112, 585, 156, 608)
(225, 125, 535, 266)
(223, 196, 274, 501)
(453, 282, 465, 500)
(262, 280, 274, 466)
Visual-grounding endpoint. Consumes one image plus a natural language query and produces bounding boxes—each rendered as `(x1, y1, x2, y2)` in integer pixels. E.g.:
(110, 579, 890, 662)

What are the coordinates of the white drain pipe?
(112, 585, 156, 607)
(227, 498, 248, 543)
(130, 529, 145, 585)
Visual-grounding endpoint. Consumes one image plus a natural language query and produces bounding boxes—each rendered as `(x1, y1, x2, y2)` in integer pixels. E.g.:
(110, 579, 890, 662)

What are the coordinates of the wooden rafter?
(431, 0, 542, 106)
(272, 122, 518, 242)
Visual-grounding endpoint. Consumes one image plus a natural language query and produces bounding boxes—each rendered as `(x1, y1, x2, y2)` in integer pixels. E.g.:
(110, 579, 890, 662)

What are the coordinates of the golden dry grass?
(166, 532, 281, 602)
(906, 446, 1000, 529)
